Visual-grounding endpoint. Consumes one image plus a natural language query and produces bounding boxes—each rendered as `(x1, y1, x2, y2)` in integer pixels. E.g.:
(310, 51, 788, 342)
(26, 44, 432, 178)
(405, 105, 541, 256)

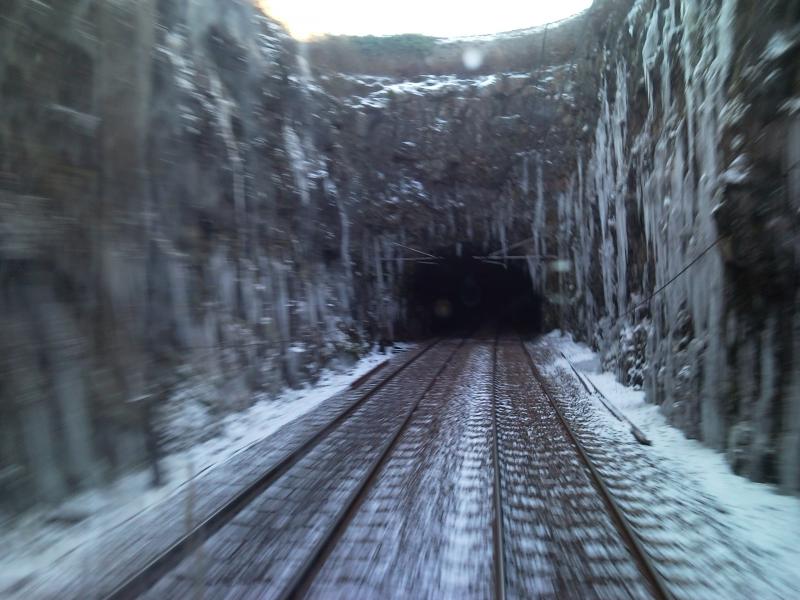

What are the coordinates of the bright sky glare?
(259, 0, 593, 40)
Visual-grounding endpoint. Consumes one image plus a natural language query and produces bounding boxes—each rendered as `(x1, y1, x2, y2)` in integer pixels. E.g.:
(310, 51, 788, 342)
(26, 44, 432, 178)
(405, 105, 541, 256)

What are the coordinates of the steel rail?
(490, 334, 507, 600)
(280, 337, 469, 600)
(519, 339, 673, 600)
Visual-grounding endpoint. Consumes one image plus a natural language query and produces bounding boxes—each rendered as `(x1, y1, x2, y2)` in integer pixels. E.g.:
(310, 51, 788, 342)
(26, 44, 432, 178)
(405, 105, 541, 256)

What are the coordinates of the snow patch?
(0, 346, 411, 595)
(543, 331, 800, 598)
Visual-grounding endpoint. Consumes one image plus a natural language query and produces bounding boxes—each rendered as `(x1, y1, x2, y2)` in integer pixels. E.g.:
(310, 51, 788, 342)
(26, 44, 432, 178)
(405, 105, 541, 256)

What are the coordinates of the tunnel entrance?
(400, 245, 544, 337)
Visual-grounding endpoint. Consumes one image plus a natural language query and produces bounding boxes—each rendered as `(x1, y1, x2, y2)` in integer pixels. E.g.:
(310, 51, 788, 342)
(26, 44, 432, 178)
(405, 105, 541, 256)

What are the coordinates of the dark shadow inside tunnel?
(400, 245, 544, 337)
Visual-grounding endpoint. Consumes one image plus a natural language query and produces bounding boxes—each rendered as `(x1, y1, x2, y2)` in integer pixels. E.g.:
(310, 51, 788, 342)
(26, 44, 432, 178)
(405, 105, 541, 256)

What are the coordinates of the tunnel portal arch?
(398, 244, 544, 337)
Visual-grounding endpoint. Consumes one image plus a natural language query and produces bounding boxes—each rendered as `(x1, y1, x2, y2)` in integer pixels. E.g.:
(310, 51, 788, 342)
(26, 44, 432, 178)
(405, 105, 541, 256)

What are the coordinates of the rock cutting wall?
(2, 0, 798, 507)
(0, 0, 367, 508)
(315, 0, 800, 491)
(539, 0, 800, 490)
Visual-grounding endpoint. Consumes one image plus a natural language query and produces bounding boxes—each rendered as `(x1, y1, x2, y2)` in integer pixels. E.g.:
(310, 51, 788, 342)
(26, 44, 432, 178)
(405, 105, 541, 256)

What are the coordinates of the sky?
(258, 0, 594, 40)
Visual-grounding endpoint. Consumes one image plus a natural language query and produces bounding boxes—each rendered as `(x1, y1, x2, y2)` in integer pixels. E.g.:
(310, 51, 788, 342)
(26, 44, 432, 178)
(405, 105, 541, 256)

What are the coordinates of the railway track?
(104, 334, 673, 599)
(278, 337, 467, 599)
(105, 338, 448, 600)
(517, 338, 673, 600)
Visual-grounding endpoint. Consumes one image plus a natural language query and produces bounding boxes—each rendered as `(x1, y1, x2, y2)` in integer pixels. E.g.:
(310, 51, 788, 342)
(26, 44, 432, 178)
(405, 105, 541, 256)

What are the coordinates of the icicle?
(613, 60, 629, 318)
(521, 153, 530, 194)
(527, 154, 547, 292)
(208, 71, 245, 221)
(642, 7, 660, 116)
(283, 124, 311, 206)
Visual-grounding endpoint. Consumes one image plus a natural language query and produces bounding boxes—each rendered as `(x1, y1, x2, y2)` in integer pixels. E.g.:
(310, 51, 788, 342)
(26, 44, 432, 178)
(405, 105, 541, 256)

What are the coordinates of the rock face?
(325, 0, 800, 492)
(546, 0, 800, 490)
(0, 0, 365, 508)
(1, 0, 799, 508)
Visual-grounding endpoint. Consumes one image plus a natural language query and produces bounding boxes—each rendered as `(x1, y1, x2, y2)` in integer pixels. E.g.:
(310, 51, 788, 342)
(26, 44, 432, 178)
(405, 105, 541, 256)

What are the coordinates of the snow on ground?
(543, 330, 800, 598)
(0, 345, 410, 595)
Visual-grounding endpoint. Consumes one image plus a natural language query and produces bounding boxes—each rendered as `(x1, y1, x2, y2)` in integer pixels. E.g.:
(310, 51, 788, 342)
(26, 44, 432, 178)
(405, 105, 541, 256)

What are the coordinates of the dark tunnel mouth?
(399, 245, 544, 338)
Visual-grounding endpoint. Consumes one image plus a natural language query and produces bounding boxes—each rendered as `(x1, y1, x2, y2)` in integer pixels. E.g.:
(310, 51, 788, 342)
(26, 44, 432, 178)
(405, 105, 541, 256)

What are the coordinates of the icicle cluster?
(540, 0, 739, 448)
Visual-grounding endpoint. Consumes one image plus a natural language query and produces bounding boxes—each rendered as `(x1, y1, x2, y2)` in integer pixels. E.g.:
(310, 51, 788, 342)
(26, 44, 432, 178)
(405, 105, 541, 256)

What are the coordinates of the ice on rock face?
(641, 7, 660, 114)
(574, 156, 597, 340)
(722, 154, 751, 184)
(536, 0, 739, 446)
(591, 73, 622, 321)
(780, 97, 800, 116)
(283, 123, 311, 206)
(1, 0, 378, 511)
(612, 61, 629, 318)
(763, 29, 800, 61)
(527, 153, 547, 292)
(334, 183, 354, 294)
(521, 153, 530, 194)
(208, 71, 246, 220)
